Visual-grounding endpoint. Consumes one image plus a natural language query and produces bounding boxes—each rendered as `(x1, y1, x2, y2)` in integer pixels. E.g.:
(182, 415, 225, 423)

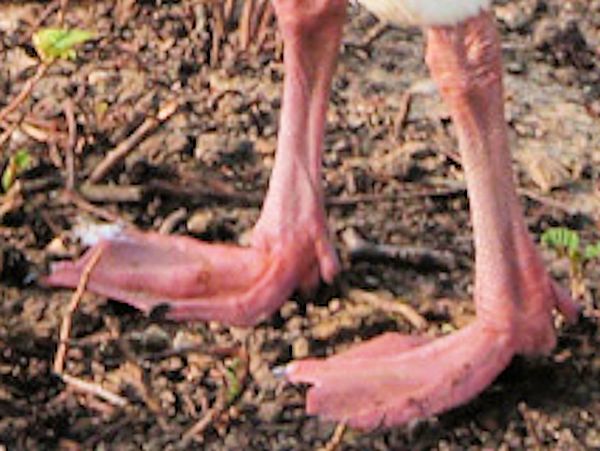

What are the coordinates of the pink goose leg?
(286, 12, 579, 429)
(43, 1, 346, 326)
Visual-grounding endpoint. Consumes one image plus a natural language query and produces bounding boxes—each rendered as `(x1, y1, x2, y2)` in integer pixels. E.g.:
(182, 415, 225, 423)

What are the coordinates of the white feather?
(357, 0, 492, 26)
(73, 218, 125, 246)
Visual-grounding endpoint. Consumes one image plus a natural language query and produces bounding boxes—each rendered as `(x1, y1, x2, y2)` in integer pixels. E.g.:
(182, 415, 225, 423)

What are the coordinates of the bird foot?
(286, 322, 515, 430)
(286, 256, 579, 429)
(43, 223, 339, 326)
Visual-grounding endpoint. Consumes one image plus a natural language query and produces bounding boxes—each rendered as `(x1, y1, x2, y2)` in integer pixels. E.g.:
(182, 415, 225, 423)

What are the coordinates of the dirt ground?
(1, 0, 599, 449)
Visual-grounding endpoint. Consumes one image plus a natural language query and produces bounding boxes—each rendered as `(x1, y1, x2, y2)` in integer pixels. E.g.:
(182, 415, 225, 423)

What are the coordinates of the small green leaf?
(541, 227, 580, 257)
(1, 164, 15, 193)
(13, 149, 32, 171)
(584, 242, 600, 260)
(33, 28, 94, 61)
(224, 359, 242, 404)
(95, 101, 109, 118)
(2, 149, 32, 192)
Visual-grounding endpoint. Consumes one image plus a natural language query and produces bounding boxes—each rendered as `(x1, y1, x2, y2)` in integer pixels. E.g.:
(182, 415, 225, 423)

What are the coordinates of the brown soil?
(1, 0, 599, 449)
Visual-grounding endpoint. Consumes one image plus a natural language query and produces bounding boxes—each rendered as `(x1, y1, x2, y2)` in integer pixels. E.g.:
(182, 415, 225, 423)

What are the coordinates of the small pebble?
(292, 337, 310, 359)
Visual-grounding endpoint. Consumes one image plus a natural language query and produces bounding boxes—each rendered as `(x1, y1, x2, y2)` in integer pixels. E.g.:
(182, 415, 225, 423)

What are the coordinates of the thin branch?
(210, 4, 225, 67)
(394, 91, 412, 139)
(142, 344, 240, 362)
(58, 0, 69, 26)
(0, 118, 20, 148)
(180, 386, 227, 446)
(180, 347, 248, 446)
(255, 1, 274, 52)
(61, 189, 125, 223)
(238, 0, 254, 51)
(89, 100, 179, 183)
(223, 0, 236, 22)
(348, 288, 428, 331)
(0, 63, 50, 123)
(0, 182, 24, 221)
(158, 207, 188, 234)
(79, 183, 143, 203)
(319, 423, 347, 451)
(61, 373, 128, 407)
(342, 227, 457, 271)
(63, 98, 77, 190)
(29, 0, 61, 35)
(53, 245, 104, 374)
(361, 22, 390, 48)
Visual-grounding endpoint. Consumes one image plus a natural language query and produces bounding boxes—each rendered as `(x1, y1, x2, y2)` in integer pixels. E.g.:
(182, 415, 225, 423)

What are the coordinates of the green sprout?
(32, 28, 94, 62)
(2, 149, 32, 192)
(224, 358, 243, 405)
(542, 227, 600, 299)
(584, 242, 600, 260)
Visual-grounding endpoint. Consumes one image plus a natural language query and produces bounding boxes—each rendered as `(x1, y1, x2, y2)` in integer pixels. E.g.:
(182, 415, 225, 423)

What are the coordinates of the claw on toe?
(551, 281, 580, 324)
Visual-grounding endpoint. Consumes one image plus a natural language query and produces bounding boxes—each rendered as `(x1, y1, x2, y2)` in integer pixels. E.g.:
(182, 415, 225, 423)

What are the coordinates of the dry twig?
(58, 0, 69, 26)
(0, 118, 20, 148)
(342, 227, 457, 271)
(180, 383, 227, 446)
(61, 189, 125, 223)
(518, 402, 544, 449)
(255, 1, 275, 51)
(319, 423, 347, 451)
(115, 338, 171, 431)
(60, 373, 128, 408)
(361, 22, 390, 48)
(79, 183, 143, 203)
(63, 99, 77, 190)
(0, 63, 50, 123)
(224, 0, 236, 21)
(53, 245, 104, 374)
(238, 0, 254, 51)
(158, 207, 188, 234)
(180, 347, 248, 445)
(348, 288, 428, 331)
(0, 182, 24, 221)
(143, 344, 240, 362)
(210, 4, 226, 67)
(89, 100, 179, 183)
(29, 0, 61, 35)
(394, 91, 412, 139)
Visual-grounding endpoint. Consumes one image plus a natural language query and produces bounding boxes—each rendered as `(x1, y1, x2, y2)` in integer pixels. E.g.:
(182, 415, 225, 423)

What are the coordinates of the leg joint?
(272, 0, 347, 34)
(426, 12, 502, 97)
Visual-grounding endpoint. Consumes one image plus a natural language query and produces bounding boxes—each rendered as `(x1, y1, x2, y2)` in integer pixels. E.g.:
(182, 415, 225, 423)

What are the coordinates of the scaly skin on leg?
(251, 0, 347, 290)
(286, 12, 579, 429)
(43, 1, 347, 326)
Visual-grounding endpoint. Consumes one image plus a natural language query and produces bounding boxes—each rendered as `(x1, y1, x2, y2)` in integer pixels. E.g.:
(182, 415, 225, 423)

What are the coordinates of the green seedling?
(224, 358, 243, 405)
(584, 242, 600, 260)
(32, 28, 94, 62)
(541, 227, 600, 299)
(2, 149, 32, 192)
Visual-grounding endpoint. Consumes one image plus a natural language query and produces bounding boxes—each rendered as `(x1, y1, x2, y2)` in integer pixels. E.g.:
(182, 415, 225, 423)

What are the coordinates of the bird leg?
(251, 0, 348, 290)
(285, 11, 579, 429)
(43, 0, 347, 326)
